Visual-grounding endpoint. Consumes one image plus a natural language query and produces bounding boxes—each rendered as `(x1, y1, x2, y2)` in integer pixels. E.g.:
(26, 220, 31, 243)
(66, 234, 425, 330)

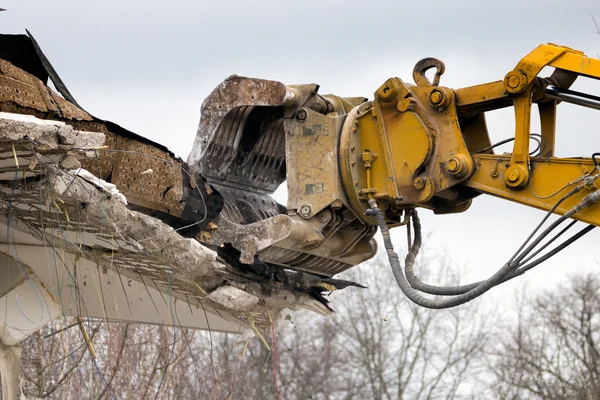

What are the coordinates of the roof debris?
(69, 168, 128, 205)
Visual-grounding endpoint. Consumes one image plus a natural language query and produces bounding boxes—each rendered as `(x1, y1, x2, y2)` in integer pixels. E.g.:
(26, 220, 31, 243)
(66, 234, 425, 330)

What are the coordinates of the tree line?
(15, 249, 600, 399)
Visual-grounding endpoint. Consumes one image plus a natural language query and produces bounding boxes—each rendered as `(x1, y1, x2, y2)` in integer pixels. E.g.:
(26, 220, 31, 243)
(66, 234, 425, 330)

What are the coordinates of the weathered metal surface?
(285, 108, 347, 219)
(206, 213, 322, 264)
(191, 76, 378, 277)
(217, 184, 283, 224)
(188, 75, 324, 193)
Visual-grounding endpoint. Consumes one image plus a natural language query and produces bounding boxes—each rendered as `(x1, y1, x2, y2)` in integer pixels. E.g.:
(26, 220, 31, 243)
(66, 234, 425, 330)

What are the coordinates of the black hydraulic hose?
(403, 210, 479, 296)
(518, 220, 577, 266)
(508, 185, 583, 265)
(370, 205, 501, 308)
(369, 189, 600, 309)
(403, 196, 575, 297)
(503, 224, 595, 281)
(404, 184, 583, 297)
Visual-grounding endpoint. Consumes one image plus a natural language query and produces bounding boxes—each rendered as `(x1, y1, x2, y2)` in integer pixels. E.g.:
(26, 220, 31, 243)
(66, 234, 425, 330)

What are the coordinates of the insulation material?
(69, 167, 128, 205)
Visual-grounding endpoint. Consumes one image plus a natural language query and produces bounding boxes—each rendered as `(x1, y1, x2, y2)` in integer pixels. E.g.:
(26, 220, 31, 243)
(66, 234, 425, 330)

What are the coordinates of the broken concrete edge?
(0, 111, 104, 150)
(0, 111, 331, 333)
(48, 167, 331, 334)
(68, 168, 128, 205)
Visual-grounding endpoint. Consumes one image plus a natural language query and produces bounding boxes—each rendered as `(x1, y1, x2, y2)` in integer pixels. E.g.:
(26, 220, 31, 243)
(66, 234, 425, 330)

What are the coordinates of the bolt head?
(508, 75, 520, 89)
(299, 204, 312, 218)
(296, 109, 307, 121)
(506, 168, 521, 182)
(413, 177, 426, 190)
(316, 210, 332, 224)
(446, 157, 461, 174)
(430, 90, 443, 105)
(504, 72, 528, 94)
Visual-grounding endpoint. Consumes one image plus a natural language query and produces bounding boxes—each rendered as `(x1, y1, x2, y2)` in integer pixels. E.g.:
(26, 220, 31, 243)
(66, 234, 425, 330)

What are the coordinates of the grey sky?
(3, 0, 600, 303)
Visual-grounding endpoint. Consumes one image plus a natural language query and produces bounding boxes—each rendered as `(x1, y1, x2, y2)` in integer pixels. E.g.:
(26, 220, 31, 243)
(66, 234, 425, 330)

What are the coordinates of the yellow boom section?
(342, 43, 600, 228)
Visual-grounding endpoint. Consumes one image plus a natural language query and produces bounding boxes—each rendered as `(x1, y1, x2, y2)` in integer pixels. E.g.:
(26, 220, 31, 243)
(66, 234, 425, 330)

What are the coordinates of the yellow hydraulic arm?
(342, 43, 600, 229)
(186, 43, 600, 307)
(337, 43, 600, 308)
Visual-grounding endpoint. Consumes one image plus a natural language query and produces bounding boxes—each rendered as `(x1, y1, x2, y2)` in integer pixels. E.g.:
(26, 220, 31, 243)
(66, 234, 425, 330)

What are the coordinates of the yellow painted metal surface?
(467, 155, 600, 226)
(340, 60, 475, 223)
(336, 43, 600, 228)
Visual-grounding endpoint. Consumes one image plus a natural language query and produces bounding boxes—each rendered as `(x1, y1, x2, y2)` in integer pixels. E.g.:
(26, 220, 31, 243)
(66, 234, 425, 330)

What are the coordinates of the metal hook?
(413, 58, 446, 87)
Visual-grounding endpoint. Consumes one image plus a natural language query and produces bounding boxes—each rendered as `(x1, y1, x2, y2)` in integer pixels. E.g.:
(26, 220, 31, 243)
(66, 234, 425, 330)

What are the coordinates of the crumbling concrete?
(0, 111, 104, 150)
(0, 38, 366, 399)
(208, 286, 260, 312)
(0, 112, 333, 338)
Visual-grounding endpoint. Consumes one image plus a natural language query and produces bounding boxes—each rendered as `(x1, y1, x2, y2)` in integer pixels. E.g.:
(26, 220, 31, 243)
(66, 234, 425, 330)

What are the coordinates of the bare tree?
(19, 319, 130, 399)
(592, 13, 600, 35)
(488, 274, 600, 400)
(19, 250, 491, 399)
(320, 252, 490, 400)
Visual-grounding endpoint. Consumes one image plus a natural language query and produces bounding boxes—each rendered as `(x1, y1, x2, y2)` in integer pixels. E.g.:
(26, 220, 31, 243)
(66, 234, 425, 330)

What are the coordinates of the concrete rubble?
(0, 111, 333, 334)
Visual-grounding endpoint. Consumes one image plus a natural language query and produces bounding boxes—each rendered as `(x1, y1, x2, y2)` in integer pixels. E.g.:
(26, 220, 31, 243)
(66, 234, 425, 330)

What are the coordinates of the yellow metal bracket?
(336, 43, 600, 229)
(502, 44, 600, 189)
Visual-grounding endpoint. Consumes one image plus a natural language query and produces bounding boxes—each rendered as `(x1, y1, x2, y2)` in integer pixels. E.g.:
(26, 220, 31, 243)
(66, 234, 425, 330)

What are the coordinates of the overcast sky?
(3, 0, 600, 305)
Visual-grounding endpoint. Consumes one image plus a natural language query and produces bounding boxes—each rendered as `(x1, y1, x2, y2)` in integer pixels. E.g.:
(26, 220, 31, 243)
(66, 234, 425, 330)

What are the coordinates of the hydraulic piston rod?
(546, 85, 600, 111)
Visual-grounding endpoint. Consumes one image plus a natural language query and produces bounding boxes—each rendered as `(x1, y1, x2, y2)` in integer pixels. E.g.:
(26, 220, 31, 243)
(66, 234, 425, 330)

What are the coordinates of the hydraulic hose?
(401, 184, 586, 297)
(368, 189, 600, 309)
(507, 224, 595, 279)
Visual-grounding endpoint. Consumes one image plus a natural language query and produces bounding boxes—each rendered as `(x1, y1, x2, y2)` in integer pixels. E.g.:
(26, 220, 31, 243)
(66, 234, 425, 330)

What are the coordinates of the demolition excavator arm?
(2, 33, 598, 312)
(189, 43, 600, 308)
(344, 43, 600, 226)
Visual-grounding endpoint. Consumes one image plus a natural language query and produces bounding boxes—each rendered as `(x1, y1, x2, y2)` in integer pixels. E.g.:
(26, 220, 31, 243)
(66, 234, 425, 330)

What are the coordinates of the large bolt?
(445, 157, 462, 175)
(506, 168, 521, 183)
(413, 177, 426, 191)
(299, 204, 312, 218)
(429, 88, 449, 111)
(504, 71, 527, 94)
(296, 109, 307, 121)
(430, 89, 444, 105)
(507, 75, 521, 89)
(445, 154, 473, 178)
(504, 164, 529, 188)
(316, 209, 332, 224)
